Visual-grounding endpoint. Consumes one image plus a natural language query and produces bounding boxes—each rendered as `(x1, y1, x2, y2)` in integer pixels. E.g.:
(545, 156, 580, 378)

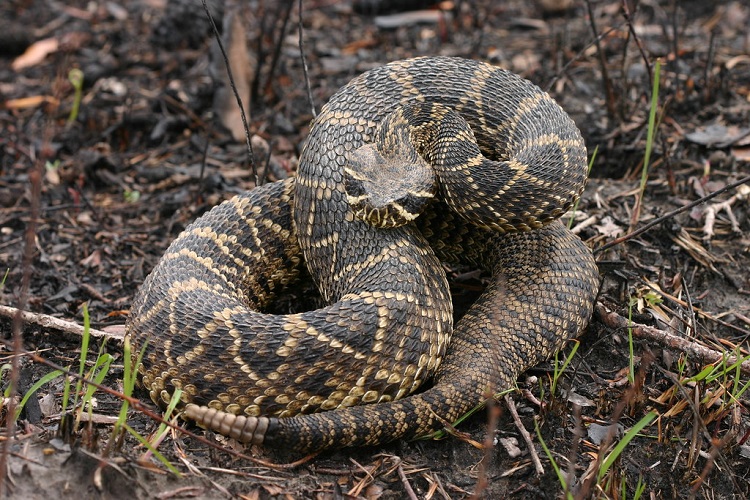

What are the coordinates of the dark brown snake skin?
(126, 57, 600, 452)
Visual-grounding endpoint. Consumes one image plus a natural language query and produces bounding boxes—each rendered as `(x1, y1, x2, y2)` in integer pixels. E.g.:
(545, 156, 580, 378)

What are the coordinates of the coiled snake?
(126, 57, 599, 452)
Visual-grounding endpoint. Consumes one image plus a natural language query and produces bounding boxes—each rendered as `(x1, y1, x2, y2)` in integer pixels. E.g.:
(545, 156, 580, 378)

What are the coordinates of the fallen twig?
(297, 0, 315, 118)
(396, 458, 419, 500)
(0, 304, 121, 341)
(504, 394, 544, 476)
(595, 303, 750, 376)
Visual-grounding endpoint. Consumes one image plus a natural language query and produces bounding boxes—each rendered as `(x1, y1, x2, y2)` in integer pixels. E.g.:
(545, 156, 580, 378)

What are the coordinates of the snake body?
(126, 57, 599, 451)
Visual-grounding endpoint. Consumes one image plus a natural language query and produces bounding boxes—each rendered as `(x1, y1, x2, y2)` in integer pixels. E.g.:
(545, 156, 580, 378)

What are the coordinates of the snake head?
(344, 141, 436, 228)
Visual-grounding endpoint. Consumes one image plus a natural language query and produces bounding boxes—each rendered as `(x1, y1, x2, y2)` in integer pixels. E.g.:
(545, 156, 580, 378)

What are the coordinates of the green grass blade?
(687, 364, 719, 384)
(552, 340, 579, 395)
(639, 61, 661, 196)
(151, 388, 183, 445)
(418, 386, 515, 440)
(116, 336, 148, 431)
(73, 303, 92, 410)
(568, 145, 598, 229)
(124, 424, 181, 476)
(82, 353, 114, 412)
(15, 369, 65, 419)
(598, 411, 657, 482)
(534, 418, 574, 500)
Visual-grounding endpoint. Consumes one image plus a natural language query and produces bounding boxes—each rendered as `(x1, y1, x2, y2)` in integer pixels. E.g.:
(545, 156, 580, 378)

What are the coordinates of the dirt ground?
(1, 0, 750, 498)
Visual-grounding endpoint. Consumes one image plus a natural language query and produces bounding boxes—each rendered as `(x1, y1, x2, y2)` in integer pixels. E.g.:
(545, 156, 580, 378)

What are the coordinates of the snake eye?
(398, 191, 434, 218)
(343, 172, 366, 198)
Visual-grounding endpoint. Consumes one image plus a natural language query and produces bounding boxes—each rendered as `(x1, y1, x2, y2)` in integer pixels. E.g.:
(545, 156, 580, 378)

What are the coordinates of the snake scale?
(126, 56, 600, 452)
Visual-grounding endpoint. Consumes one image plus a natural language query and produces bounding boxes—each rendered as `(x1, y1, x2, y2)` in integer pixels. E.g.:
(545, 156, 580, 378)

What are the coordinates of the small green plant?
(568, 145, 598, 229)
(106, 319, 180, 473)
(64, 303, 93, 417)
(641, 290, 663, 308)
(124, 419, 181, 475)
(45, 159, 61, 172)
(622, 473, 647, 500)
(11, 369, 64, 420)
(683, 349, 750, 406)
(630, 60, 662, 230)
(729, 350, 750, 404)
(149, 388, 182, 447)
(114, 334, 143, 436)
(640, 60, 661, 194)
(535, 406, 655, 498)
(418, 386, 515, 441)
(67, 68, 84, 124)
(79, 349, 114, 425)
(2, 363, 64, 419)
(676, 353, 688, 379)
(551, 340, 580, 396)
(126, 389, 183, 476)
(123, 189, 141, 203)
(1, 299, 180, 473)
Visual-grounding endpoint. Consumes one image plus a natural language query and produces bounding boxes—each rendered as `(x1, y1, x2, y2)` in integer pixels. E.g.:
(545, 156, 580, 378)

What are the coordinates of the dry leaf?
(594, 216, 623, 238)
(3, 95, 60, 110)
(498, 436, 523, 458)
(685, 123, 750, 148)
(12, 37, 59, 71)
(39, 393, 58, 417)
(80, 249, 102, 268)
(212, 10, 254, 142)
(732, 147, 750, 161)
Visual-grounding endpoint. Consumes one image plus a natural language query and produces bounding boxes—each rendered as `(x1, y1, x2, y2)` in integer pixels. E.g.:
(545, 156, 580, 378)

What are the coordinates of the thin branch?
(201, 0, 258, 185)
(620, 0, 653, 88)
(505, 395, 544, 476)
(263, 0, 295, 103)
(473, 394, 499, 497)
(584, 0, 617, 119)
(298, 0, 316, 118)
(703, 28, 717, 103)
(545, 24, 621, 94)
(396, 459, 419, 500)
(594, 175, 750, 255)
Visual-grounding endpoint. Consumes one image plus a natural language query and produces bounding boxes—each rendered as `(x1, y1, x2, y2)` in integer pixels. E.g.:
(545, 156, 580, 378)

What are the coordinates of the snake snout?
(344, 142, 436, 228)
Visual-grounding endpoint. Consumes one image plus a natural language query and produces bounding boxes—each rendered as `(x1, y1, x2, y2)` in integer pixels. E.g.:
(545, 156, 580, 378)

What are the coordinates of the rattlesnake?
(126, 56, 599, 451)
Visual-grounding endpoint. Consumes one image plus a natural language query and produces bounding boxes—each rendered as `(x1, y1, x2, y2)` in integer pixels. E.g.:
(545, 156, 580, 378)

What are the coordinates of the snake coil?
(126, 57, 599, 451)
